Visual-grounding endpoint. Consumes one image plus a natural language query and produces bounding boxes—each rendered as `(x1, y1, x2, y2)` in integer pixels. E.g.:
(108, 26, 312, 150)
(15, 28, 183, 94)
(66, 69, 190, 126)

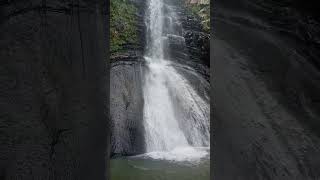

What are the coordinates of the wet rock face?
(0, 0, 109, 179)
(170, 0, 210, 67)
(110, 0, 146, 156)
(215, 0, 320, 128)
(183, 30, 210, 66)
(110, 59, 146, 156)
(255, 0, 320, 132)
(172, 1, 210, 81)
(213, 1, 320, 179)
(216, 0, 320, 67)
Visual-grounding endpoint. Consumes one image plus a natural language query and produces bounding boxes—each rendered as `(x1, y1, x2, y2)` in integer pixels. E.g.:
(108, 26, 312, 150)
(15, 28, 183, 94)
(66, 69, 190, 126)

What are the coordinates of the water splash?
(142, 0, 210, 161)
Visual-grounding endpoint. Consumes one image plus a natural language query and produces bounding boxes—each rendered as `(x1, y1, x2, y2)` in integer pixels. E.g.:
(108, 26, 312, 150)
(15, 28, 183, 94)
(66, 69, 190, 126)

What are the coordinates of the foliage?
(111, 0, 138, 52)
(188, 3, 210, 32)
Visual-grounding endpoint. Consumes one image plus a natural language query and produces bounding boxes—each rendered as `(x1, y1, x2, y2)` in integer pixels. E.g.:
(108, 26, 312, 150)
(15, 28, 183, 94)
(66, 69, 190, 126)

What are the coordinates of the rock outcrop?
(110, 58, 146, 156)
(0, 0, 109, 179)
(213, 1, 320, 179)
(110, 0, 147, 156)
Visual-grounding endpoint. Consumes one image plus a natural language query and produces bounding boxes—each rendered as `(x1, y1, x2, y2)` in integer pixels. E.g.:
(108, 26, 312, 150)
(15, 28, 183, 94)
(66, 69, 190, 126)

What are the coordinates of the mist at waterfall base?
(111, 0, 210, 179)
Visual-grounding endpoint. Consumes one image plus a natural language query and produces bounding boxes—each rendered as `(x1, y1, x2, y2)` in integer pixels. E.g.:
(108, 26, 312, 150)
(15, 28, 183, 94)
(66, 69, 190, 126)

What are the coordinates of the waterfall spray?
(142, 0, 210, 161)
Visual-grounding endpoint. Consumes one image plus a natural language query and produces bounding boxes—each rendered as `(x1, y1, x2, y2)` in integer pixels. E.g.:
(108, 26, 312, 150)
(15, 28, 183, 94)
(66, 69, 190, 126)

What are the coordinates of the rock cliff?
(213, 0, 320, 179)
(0, 0, 109, 179)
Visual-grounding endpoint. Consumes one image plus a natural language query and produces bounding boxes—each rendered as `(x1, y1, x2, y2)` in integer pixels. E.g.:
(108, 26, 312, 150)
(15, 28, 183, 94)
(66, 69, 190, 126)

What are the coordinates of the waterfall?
(142, 0, 210, 161)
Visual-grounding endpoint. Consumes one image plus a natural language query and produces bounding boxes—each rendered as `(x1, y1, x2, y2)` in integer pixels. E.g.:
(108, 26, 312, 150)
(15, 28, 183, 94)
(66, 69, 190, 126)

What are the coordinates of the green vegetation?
(111, 0, 138, 53)
(187, 3, 210, 32)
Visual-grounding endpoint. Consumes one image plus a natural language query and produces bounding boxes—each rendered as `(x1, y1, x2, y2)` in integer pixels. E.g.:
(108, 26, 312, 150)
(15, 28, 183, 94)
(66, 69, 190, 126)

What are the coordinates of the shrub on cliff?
(186, 0, 210, 32)
(111, 0, 137, 52)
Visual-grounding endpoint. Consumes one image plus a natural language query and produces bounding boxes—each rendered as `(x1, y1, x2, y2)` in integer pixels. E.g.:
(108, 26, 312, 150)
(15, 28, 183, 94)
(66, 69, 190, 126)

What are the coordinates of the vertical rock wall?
(0, 0, 110, 179)
(213, 0, 320, 179)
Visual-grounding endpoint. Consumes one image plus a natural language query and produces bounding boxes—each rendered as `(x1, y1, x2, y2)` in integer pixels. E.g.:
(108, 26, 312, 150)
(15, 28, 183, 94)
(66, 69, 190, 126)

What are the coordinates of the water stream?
(141, 0, 210, 162)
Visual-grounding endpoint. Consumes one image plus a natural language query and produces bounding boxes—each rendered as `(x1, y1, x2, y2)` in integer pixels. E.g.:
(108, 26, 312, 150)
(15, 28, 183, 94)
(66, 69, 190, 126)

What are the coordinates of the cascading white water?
(142, 0, 210, 161)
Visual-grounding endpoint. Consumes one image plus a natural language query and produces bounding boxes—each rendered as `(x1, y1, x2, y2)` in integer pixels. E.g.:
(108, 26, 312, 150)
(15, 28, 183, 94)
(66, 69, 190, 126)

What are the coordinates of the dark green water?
(110, 155, 210, 180)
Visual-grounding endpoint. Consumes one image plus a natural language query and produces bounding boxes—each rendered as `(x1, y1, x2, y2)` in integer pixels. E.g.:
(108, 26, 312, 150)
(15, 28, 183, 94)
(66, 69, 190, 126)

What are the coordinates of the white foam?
(138, 147, 210, 162)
